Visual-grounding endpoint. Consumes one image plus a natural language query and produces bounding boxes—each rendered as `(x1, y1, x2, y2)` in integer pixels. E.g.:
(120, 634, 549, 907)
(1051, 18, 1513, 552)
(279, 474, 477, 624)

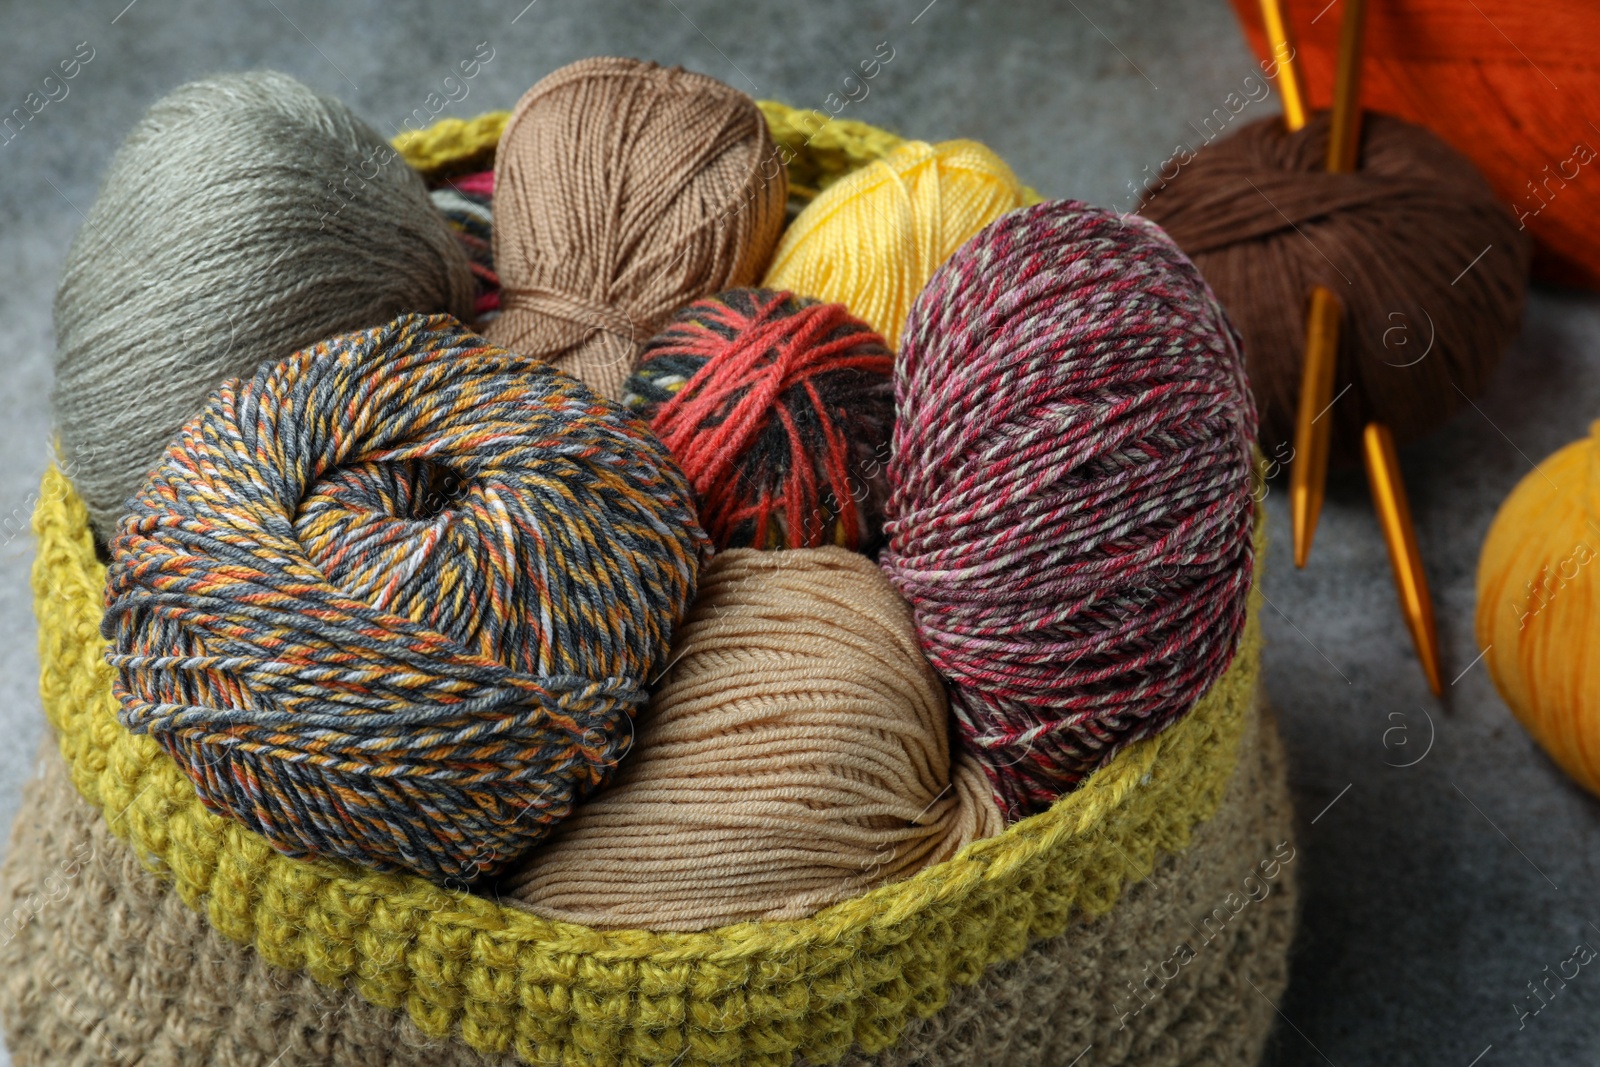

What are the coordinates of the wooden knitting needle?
(1272, 0, 1444, 694)
(1257, 0, 1309, 130)
(1327, 0, 1442, 694)
(1284, 0, 1357, 568)
(1364, 423, 1442, 694)
(1290, 289, 1341, 568)
(1260, 0, 1336, 565)
(1259, 0, 1318, 565)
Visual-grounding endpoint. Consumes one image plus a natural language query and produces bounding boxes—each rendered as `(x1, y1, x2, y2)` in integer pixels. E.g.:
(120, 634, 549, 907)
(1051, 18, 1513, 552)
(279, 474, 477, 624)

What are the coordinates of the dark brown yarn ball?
(1140, 111, 1530, 457)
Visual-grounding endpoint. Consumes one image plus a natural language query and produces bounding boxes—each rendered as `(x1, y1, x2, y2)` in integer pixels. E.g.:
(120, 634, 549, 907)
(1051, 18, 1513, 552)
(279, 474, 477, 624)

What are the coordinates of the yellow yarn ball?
(761, 138, 1025, 348)
(1476, 421, 1600, 794)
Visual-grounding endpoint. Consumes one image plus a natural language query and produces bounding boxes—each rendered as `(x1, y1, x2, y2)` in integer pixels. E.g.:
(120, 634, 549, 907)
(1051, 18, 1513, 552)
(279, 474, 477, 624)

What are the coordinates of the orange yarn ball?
(1476, 422, 1600, 795)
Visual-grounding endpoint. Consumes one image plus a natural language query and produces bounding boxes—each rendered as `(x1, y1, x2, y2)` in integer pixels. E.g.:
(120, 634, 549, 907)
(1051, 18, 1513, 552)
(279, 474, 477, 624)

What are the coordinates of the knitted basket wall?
(0, 103, 1298, 1067)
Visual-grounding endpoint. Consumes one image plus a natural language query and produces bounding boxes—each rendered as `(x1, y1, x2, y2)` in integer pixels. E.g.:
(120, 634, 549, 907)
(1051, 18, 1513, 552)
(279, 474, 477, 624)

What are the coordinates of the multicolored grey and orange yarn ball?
(102, 313, 706, 883)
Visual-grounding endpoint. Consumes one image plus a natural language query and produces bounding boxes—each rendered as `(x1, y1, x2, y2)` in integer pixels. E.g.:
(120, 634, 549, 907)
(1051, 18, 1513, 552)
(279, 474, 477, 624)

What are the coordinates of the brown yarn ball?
(499, 547, 1002, 931)
(484, 57, 788, 401)
(1140, 111, 1530, 455)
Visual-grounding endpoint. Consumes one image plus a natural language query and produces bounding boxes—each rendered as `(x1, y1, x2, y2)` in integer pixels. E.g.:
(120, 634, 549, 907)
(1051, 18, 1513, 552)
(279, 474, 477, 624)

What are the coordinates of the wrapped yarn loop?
(53, 71, 476, 541)
(1141, 112, 1529, 453)
(504, 546, 1002, 930)
(884, 201, 1259, 817)
(102, 313, 706, 883)
(626, 288, 895, 551)
(485, 57, 788, 400)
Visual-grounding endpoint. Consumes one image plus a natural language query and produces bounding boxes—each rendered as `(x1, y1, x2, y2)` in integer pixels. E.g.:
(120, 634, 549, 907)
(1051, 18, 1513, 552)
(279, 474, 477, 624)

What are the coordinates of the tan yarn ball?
(485, 57, 788, 400)
(501, 546, 1002, 931)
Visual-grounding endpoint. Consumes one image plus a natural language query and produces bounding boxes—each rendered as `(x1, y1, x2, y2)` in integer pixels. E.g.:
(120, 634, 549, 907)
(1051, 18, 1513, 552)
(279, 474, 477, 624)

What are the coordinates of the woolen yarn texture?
(102, 313, 706, 884)
(625, 288, 896, 552)
(6, 99, 1299, 1067)
(762, 138, 1025, 349)
(52, 70, 476, 541)
(501, 547, 1002, 930)
(809, 694, 1295, 1067)
(1230, 0, 1600, 289)
(884, 200, 1258, 818)
(484, 57, 788, 401)
(1140, 111, 1530, 455)
(0, 682, 1294, 1067)
(22, 450, 1274, 1065)
(430, 170, 500, 322)
(1476, 420, 1600, 801)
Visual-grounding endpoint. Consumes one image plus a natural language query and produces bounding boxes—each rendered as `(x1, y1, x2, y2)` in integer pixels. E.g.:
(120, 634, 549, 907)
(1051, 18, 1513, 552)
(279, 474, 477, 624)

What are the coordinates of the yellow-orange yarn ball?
(762, 139, 1024, 349)
(1477, 421, 1600, 794)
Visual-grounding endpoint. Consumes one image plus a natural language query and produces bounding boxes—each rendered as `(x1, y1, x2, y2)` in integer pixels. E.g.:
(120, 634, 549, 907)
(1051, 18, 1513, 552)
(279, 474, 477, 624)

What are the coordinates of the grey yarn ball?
(53, 71, 476, 541)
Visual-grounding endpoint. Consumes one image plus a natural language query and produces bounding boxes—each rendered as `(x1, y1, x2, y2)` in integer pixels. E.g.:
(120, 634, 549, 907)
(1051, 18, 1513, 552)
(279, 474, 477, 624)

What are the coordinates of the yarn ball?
(501, 547, 1002, 931)
(762, 139, 1025, 349)
(101, 313, 707, 884)
(429, 170, 500, 321)
(1231, 0, 1600, 290)
(485, 57, 788, 401)
(1476, 423, 1600, 798)
(53, 71, 476, 542)
(883, 200, 1259, 819)
(1139, 112, 1530, 457)
(624, 288, 895, 552)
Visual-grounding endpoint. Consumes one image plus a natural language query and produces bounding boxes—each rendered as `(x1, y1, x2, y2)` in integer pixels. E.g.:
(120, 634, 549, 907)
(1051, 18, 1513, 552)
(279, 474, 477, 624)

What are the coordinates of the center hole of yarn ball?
(293, 457, 474, 616)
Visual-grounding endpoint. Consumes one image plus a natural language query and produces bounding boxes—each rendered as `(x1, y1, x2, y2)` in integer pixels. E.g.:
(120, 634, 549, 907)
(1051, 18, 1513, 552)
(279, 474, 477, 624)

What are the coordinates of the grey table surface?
(2, 1, 1597, 1064)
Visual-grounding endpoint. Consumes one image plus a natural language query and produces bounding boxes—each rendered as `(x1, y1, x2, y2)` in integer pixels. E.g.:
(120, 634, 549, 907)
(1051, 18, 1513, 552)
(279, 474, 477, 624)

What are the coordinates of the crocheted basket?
(0, 103, 1298, 1067)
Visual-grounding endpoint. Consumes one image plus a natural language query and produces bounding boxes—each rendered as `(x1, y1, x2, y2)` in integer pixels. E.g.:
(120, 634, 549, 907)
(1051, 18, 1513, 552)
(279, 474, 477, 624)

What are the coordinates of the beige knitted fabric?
(0, 695, 1293, 1067)
(0, 741, 504, 1067)
(811, 695, 1298, 1067)
(500, 547, 1004, 930)
(483, 57, 787, 400)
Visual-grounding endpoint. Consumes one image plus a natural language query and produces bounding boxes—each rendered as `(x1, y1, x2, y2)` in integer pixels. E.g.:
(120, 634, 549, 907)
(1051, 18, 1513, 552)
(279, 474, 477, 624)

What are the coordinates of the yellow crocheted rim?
(393, 101, 1043, 205)
(392, 110, 508, 177)
(33, 467, 1262, 1066)
(32, 107, 1251, 1067)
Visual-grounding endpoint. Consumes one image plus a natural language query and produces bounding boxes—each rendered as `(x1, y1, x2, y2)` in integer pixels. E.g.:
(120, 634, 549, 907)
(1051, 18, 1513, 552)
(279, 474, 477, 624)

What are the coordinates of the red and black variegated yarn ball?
(625, 288, 896, 553)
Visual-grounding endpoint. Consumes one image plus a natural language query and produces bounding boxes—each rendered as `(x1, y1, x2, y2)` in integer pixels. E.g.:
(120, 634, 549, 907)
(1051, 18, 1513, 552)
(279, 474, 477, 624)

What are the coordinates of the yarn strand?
(103, 313, 706, 883)
(884, 201, 1258, 817)
(626, 289, 894, 551)
(485, 58, 787, 400)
